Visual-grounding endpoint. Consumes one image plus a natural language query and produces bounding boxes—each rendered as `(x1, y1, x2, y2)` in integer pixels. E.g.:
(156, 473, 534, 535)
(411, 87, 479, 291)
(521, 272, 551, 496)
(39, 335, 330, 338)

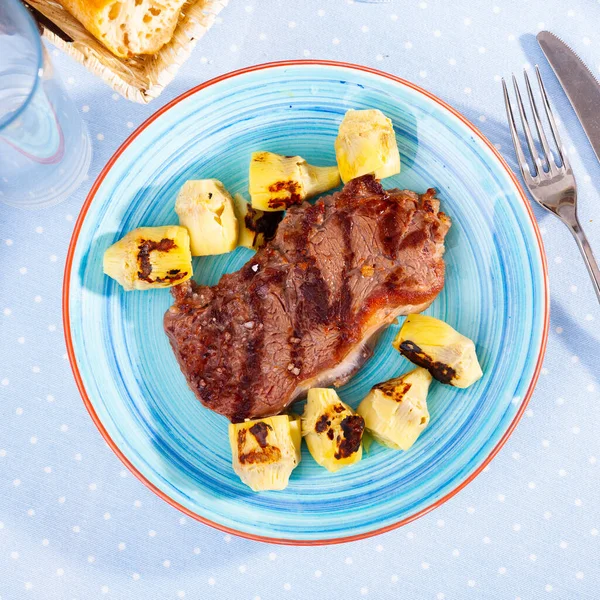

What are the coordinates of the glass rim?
(0, 0, 44, 131)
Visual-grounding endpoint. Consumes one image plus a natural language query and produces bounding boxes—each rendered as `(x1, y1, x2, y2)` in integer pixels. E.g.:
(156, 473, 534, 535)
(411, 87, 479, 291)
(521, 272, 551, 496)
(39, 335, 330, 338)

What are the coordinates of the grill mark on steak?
(164, 175, 450, 422)
(378, 265, 430, 309)
(334, 209, 356, 358)
(299, 265, 330, 326)
(298, 202, 329, 326)
(377, 196, 403, 260)
(399, 228, 428, 251)
(337, 173, 386, 207)
(289, 202, 329, 376)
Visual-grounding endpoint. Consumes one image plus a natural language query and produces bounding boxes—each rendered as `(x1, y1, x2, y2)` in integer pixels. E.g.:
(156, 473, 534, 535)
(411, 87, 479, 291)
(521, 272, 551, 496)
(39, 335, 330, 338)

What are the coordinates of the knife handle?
(568, 218, 600, 303)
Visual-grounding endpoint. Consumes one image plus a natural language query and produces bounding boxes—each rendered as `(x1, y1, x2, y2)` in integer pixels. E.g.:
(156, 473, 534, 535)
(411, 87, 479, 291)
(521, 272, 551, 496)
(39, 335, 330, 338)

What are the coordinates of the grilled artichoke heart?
(175, 179, 239, 256)
(234, 193, 284, 250)
(249, 151, 340, 211)
(301, 388, 364, 472)
(393, 314, 483, 388)
(335, 108, 401, 183)
(229, 414, 301, 492)
(357, 367, 432, 450)
(103, 225, 192, 291)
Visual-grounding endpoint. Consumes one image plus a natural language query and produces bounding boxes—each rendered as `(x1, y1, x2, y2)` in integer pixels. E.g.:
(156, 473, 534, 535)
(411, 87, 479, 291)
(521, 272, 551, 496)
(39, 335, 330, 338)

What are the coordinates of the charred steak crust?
(164, 175, 451, 422)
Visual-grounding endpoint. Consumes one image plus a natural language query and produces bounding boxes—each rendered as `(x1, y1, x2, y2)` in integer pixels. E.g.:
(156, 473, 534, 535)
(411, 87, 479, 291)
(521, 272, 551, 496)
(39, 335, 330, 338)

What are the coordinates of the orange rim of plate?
(63, 60, 550, 546)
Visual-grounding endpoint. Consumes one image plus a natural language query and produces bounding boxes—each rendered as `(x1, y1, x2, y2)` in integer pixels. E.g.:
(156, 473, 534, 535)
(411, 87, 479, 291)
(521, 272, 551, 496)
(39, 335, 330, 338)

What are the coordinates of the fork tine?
(535, 65, 570, 168)
(524, 69, 556, 171)
(512, 74, 543, 175)
(502, 78, 535, 181)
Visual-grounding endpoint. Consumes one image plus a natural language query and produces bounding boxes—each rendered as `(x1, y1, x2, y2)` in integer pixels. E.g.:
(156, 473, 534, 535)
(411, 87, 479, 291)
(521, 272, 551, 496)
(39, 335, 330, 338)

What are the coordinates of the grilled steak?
(164, 175, 451, 422)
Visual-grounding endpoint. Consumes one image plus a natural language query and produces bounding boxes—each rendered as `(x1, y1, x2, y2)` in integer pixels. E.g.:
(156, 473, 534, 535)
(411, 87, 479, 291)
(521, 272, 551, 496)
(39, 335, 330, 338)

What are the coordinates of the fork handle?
(567, 218, 600, 303)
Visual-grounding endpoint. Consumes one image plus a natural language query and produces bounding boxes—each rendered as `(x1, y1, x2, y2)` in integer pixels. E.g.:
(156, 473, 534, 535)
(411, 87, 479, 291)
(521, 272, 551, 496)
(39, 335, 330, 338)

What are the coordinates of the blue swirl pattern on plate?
(66, 63, 547, 543)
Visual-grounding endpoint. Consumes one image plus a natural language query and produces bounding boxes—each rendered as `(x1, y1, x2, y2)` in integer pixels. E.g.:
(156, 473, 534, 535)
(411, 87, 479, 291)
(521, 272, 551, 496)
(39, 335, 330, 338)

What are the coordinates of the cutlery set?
(503, 31, 600, 302)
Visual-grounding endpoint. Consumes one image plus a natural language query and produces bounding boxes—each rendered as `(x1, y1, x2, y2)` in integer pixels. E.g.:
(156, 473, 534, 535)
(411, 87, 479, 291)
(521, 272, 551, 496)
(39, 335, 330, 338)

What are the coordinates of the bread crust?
(60, 0, 185, 58)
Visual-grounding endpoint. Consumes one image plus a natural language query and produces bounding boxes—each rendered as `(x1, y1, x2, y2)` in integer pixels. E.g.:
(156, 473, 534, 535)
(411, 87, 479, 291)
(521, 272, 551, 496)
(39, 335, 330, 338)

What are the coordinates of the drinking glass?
(0, 0, 91, 208)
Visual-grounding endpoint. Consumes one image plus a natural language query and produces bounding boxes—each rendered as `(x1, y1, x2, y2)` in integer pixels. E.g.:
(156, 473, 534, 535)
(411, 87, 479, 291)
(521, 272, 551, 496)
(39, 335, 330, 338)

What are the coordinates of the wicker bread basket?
(25, 0, 228, 103)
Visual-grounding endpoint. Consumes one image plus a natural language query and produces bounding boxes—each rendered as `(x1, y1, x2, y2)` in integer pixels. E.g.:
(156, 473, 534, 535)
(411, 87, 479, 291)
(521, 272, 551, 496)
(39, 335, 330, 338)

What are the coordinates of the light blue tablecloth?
(1, 1, 599, 598)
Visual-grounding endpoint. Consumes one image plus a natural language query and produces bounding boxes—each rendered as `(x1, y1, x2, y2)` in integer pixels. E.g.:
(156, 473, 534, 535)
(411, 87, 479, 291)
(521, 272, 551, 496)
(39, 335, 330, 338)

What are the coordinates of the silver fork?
(503, 66, 600, 303)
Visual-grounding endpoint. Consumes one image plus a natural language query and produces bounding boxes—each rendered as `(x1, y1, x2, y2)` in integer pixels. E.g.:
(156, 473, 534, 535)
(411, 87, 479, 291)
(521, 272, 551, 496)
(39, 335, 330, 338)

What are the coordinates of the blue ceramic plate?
(65, 62, 548, 544)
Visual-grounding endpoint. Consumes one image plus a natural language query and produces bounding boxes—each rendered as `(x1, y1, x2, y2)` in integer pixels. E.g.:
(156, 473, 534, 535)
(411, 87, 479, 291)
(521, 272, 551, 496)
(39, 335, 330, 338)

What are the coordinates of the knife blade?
(538, 30, 600, 165)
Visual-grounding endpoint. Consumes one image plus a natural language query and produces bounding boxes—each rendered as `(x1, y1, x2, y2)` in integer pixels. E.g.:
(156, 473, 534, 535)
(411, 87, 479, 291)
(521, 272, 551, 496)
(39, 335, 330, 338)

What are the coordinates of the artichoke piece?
(288, 413, 302, 464)
(393, 314, 483, 388)
(334, 108, 401, 183)
(301, 388, 364, 472)
(103, 225, 192, 291)
(233, 193, 284, 250)
(357, 367, 432, 450)
(175, 179, 239, 256)
(249, 151, 340, 211)
(229, 414, 301, 492)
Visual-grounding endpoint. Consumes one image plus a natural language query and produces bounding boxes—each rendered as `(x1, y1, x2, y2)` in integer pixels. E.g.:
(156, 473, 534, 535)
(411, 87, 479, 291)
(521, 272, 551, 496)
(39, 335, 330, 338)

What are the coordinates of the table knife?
(538, 30, 600, 165)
